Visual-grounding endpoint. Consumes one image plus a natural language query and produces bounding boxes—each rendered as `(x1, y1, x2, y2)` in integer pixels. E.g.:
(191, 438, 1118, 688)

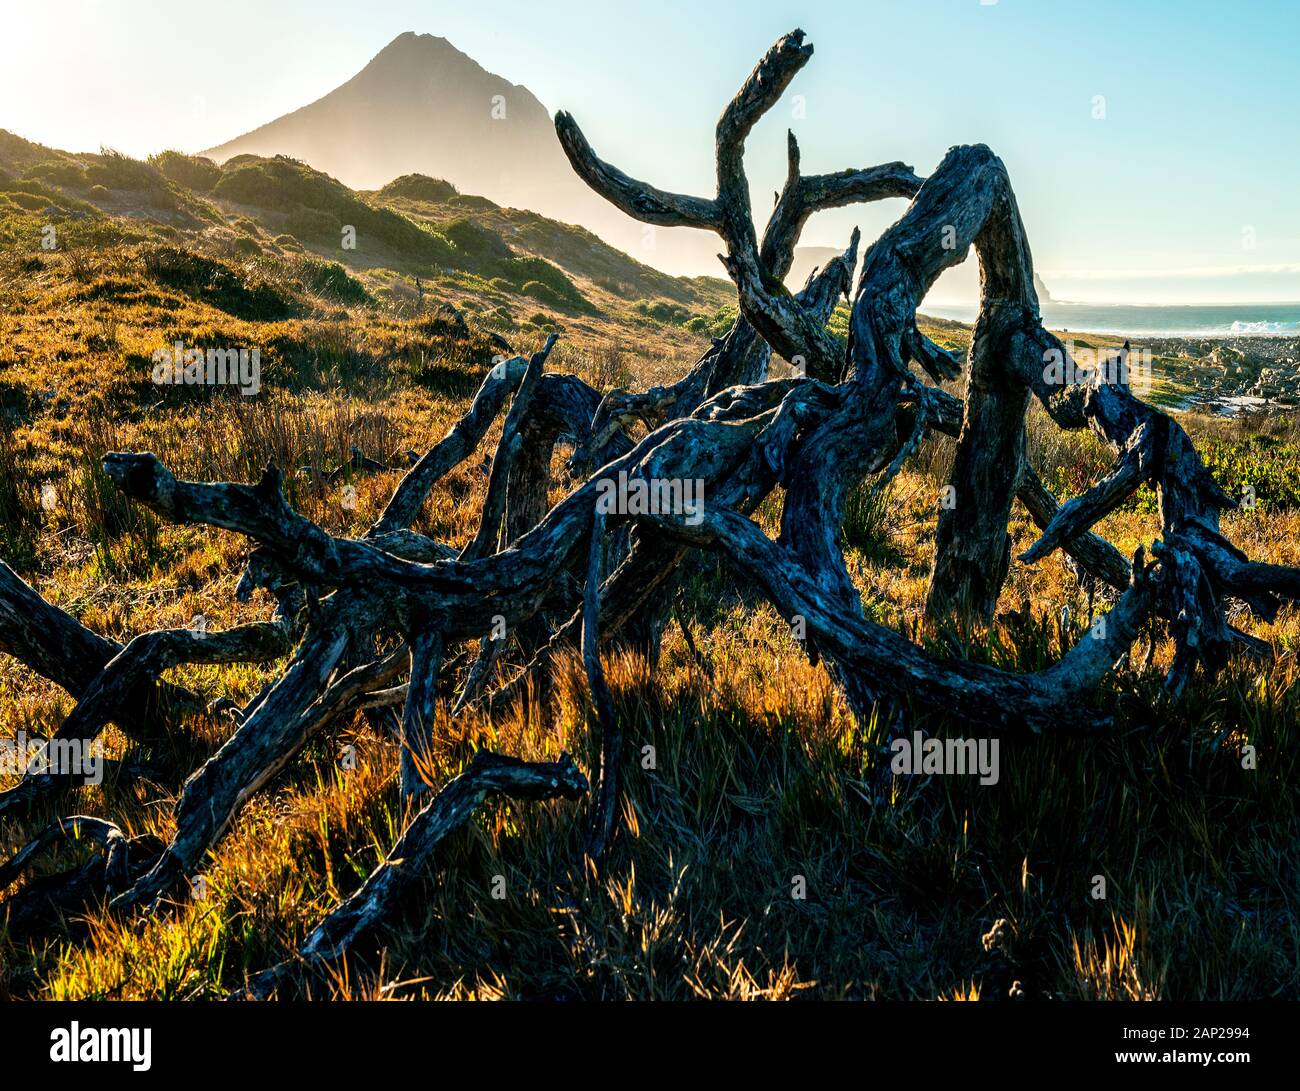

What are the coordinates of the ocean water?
(920, 301, 1300, 337)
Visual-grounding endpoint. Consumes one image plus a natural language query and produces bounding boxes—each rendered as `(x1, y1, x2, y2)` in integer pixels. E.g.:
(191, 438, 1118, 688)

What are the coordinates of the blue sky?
(4, 0, 1299, 303)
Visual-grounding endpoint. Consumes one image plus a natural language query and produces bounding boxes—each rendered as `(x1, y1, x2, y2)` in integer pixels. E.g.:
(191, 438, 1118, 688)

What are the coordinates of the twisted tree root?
(0, 30, 1295, 999)
(239, 750, 587, 999)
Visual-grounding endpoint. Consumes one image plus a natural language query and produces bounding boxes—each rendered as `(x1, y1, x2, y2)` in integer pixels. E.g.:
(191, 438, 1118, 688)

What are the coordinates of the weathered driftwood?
(399, 626, 444, 798)
(582, 507, 621, 859)
(1, 27, 1298, 995)
(459, 333, 556, 561)
(0, 562, 216, 740)
(0, 816, 163, 936)
(240, 750, 587, 998)
(111, 618, 402, 910)
(0, 606, 300, 818)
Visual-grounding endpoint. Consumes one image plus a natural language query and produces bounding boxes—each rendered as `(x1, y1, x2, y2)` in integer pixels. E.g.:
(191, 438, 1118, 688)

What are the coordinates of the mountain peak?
(204, 30, 555, 192)
(202, 34, 719, 275)
(345, 31, 526, 99)
(371, 32, 469, 66)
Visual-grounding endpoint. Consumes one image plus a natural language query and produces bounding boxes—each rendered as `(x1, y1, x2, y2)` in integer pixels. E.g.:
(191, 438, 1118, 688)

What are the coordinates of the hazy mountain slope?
(202, 32, 722, 277)
(206, 34, 558, 201)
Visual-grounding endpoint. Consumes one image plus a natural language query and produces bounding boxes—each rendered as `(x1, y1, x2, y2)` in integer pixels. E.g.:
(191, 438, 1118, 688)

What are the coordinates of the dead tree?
(2, 28, 1297, 989)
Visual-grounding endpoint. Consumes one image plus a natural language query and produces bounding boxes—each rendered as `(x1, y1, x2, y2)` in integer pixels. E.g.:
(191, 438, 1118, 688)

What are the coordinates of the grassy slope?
(0, 137, 1297, 1000)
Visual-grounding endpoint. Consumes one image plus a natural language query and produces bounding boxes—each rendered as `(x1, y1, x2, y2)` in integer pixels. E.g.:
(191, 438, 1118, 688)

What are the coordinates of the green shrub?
(1200, 432, 1300, 512)
(701, 303, 739, 338)
(636, 299, 691, 325)
(442, 217, 511, 265)
(84, 149, 176, 207)
(149, 150, 221, 193)
(379, 174, 459, 202)
(294, 257, 370, 306)
(499, 255, 591, 311)
(519, 280, 572, 308)
(1, 176, 57, 200)
(21, 159, 85, 189)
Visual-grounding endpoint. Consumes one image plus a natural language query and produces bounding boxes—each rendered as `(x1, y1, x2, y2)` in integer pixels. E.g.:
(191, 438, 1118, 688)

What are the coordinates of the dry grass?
(1, 185, 1298, 1003)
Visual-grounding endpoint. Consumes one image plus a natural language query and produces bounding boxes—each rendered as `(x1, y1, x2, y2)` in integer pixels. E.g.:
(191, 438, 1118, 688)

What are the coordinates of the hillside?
(201, 32, 724, 277)
(0, 128, 735, 375)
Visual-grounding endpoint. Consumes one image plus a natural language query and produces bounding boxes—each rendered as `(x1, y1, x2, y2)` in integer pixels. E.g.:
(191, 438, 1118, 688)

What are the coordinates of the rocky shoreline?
(1145, 334, 1300, 415)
